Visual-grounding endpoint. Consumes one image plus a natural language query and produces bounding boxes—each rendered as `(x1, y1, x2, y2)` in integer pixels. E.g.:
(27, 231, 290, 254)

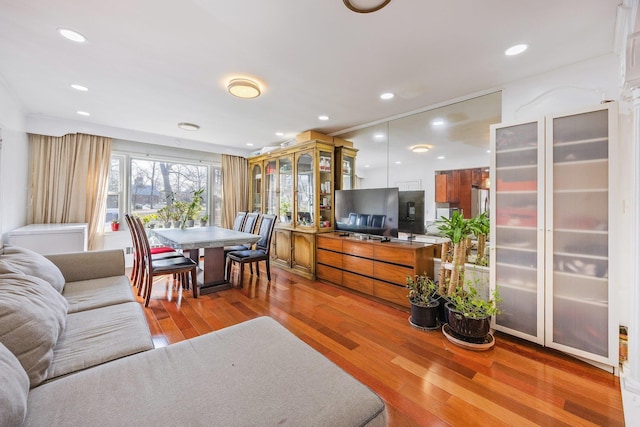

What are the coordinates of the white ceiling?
(0, 0, 620, 154)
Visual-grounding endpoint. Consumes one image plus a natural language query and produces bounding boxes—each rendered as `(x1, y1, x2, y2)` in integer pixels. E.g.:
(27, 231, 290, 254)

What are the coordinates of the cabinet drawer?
(344, 241, 374, 258)
(317, 236, 342, 252)
(373, 280, 410, 308)
(343, 271, 374, 294)
(317, 248, 342, 268)
(317, 264, 342, 285)
(374, 262, 413, 286)
(344, 254, 373, 277)
(374, 246, 413, 267)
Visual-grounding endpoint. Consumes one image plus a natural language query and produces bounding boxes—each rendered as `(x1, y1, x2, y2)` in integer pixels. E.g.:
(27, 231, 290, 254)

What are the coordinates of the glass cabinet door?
(279, 157, 293, 225)
(318, 150, 333, 229)
(265, 160, 277, 216)
(341, 154, 354, 190)
(296, 153, 314, 227)
(547, 107, 610, 358)
(491, 120, 544, 343)
(250, 163, 262, 213)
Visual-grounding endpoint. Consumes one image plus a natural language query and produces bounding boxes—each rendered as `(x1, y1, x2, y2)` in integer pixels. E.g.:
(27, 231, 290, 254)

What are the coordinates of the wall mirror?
(336, 91, 501, 222)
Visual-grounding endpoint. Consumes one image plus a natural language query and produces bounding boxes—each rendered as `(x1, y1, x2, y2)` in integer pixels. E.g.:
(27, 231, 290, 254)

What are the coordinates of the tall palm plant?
(436, 211, 471, 296)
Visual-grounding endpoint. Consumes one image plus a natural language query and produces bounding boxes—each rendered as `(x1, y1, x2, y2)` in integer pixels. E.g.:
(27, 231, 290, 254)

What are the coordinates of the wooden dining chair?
(225, 214, 277, 288)
(232, 211, 248, 231)
(224, 213, 261, 280)
(124, 214, 182, 292)
(134, 216, 199, 307)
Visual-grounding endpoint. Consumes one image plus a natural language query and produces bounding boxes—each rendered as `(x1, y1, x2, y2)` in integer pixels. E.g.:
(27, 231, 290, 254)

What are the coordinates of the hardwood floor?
(134, 265, 625, 426)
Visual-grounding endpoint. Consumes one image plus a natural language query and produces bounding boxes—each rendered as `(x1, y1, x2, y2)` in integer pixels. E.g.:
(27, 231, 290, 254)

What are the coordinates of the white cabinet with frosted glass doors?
(490, 102, 618, 371)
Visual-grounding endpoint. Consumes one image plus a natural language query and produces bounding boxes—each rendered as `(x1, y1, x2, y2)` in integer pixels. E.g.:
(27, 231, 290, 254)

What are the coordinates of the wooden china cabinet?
(248, 132, 356, 279)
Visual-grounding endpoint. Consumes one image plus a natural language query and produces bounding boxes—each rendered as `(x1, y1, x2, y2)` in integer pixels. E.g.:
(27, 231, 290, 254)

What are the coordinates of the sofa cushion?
(0, 245, 66, 292)
(63, 275, 135, 313)
(25, 316, 386, 426)
(45, 302, 153, 382)
(0, 273, 68, 387)
(0, 341, 30, 426)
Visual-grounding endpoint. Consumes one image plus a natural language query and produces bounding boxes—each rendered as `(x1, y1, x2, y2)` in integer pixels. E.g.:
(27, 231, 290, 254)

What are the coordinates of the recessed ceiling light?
(76, 111, 90, 116)
(70, 84, 88, 91)
(505, 44, 528, 56)
(275, 132, 284, 137)
(58, 28, 87, 43)
(364, 165, 370, 168)
(437, 156, 445, 160)
(432, 119, 444, 126)
(394, 161, 401, 165)
(486, 149, 491, 153)
(410, 145, 430, 153)
(318, 115, 329, 121)
(380, 92, 394, 100)
(246, 143, 254, 146)
(374, 133, 385, 139)
(177, 122, 200, 131)
(227, 78, 261, 99)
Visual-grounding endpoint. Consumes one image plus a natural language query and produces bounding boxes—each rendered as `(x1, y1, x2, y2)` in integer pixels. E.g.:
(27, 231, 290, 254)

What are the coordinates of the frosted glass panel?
(494, 121, 540, 336)
(551, 109, 608, 356)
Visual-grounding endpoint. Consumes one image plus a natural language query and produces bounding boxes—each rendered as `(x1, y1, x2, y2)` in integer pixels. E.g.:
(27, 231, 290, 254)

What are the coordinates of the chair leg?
(255, 262, 260, 277)
(191, 267, 198, 298)
(249, 263, 253, 274)
(239, 263, 244, 288)
(266, 258, 271, 282)
(144, 274, 153, 307)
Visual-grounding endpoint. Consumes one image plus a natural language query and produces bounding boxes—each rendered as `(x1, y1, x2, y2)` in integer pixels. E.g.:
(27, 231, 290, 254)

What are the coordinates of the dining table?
(150, 226, 261, 294)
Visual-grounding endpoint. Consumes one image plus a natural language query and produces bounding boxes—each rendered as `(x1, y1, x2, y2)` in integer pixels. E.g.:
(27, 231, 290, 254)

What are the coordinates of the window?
(105, 153, 221, 231)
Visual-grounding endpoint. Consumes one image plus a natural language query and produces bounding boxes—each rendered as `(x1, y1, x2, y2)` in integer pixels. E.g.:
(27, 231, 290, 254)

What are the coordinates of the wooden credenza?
(316, 233, 436, 309)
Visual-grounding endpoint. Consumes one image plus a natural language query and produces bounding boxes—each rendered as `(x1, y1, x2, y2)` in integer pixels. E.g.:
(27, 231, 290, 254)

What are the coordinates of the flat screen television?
(398, 190, 425, 235)
(334, 188, 398, 237)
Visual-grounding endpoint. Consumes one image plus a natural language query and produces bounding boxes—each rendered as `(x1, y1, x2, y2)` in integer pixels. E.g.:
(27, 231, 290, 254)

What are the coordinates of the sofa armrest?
(45, 250, 125, 283)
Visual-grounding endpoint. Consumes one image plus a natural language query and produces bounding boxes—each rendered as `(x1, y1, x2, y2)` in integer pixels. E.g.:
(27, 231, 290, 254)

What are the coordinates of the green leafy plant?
(436, 210, 470, 244)
(436, 211, 471, 295)
(406, 274, 438, 306)
(468, 211, 490, 266)
(186, 189, 204, 220)
(156, 206, 171, 223)
(448, 284, 502, 319)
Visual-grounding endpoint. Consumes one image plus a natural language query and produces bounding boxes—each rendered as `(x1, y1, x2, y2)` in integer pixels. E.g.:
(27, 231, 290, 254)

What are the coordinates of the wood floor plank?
(131, 266, 625, 426)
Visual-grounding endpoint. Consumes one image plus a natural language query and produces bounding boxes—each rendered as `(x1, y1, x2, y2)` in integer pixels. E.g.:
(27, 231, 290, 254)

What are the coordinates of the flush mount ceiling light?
(76, 111, 90, 116)
(227, 78, 261, 99)
(178, 122, 200, 131)
(411, 144, 430, 153)
(380, 92, 394, 100)
(505, 44, 528, 56)
(57, 28, 87, 43)
(318, 115, 330, 121)
(344, 0, 392, 13)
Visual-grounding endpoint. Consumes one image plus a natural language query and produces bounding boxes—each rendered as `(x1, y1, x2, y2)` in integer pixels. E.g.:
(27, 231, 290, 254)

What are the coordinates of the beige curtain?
(28, 133, 112, 250)
(221, 154, 249, 228)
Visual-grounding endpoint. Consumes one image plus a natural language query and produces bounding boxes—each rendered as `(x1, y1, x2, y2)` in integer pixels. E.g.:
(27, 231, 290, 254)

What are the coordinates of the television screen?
(335, 188, 398, 237)
(398, 190, 425, 235)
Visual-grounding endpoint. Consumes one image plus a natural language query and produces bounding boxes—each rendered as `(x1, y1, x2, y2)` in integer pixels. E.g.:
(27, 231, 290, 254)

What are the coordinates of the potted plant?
(406, 274, 440, 329)
(468, 211, 490, 266)
(156, 206, 172, 228)
(199, 215, 209, 227)
(185, 189, 204, 227)
(444, 282, 501, 345)
(436, 211, 471, 296)
(111, 218, 120, 232)
(171, 201, 188, 229)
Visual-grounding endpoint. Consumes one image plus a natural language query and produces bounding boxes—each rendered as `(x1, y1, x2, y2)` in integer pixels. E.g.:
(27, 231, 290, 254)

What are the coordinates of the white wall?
(0, 77, 29, 242)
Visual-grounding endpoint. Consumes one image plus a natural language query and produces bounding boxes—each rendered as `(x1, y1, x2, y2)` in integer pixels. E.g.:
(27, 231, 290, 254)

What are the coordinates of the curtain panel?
(221, 155, 248, 228)
(28, 133, 112, 250)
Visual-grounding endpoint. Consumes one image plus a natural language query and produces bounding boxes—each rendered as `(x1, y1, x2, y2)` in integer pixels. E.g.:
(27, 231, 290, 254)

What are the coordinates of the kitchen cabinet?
(249, 133, 356, 279)
(490, 102, 618, 370)
(435, 171, 459, 203)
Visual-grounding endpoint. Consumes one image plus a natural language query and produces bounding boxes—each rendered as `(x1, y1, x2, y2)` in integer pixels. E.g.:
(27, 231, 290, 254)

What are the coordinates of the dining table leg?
(185, 247, 232, 294)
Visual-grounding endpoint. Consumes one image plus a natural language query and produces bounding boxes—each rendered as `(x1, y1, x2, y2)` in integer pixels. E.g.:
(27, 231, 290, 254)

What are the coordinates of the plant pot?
(199, 220, 207, 227)
(110, 222, 119, 232)
(409, 298, 439, 329)
(435, 295, 449, 324)
(445, 302, 490, 343)
(186, 219, 195, 227)
(164, 221, 172, 229)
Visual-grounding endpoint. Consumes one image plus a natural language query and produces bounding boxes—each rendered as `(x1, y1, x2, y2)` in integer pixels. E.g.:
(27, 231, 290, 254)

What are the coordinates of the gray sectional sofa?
(0, 245, 387, 426)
